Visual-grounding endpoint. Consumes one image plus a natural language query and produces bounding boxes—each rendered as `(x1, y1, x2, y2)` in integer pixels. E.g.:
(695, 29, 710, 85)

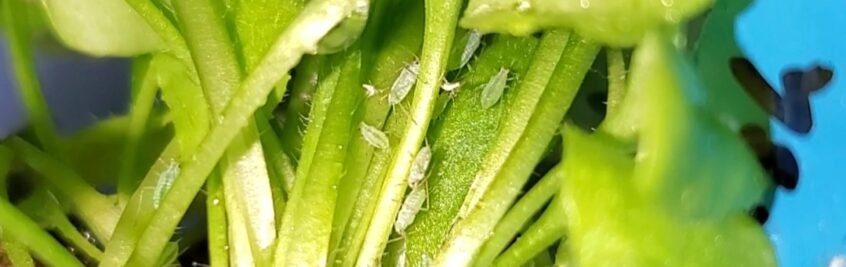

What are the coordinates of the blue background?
(738, 0, 846, 266)
(1, 0, 844, 265)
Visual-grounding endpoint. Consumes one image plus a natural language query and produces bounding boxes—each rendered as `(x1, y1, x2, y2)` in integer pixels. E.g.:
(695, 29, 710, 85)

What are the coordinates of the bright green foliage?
(633, 33, 769, 220)
(559, 33, 775, 267)
(692, 0, 769, 131)
(561, 127, 775, 267)
(460, 0, 712, 46)
(0, 0, 783, 265)
(41, 0, 165, 56)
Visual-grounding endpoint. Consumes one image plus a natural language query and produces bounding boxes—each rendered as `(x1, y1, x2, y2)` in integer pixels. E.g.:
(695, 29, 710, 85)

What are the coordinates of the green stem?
(278, 56, 322, 162)
(206, 171, 230, 267)
(123, 0, 354, 264)
(3, 0, 61, 154)
(0, 145, 11, 198)
(355, 0, 463, 262)
(118, 56, 161, 202)
(0, 148, 33, 267)
(0, 198, 83, 267)
(6, 138, 119, 242)
(100, 143, 181, 267)
(434, 34, 598, 266)
(53, 209, 105, 261)
(255, 112, 290, 226)
(493, 196, 567, 267)
(405, 35, 539, 265)
(475, 163, 565, 266)
(606, 48, 627, 116)
(124, 0, 196, 74)
(335, 103, 410, 267)
(1, 236, 35, 267)
(330, 1, 425, 259)
(553, 238, 571, 267)
(175, 0, 278, 264)
(15, 188, 104, 262)
(275, 52, 363, 266)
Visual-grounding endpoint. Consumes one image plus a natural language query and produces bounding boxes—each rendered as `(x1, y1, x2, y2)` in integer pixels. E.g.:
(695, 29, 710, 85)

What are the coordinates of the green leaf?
(235, 0, 308, 70)
(460, 0, 713, 46)
(153, 54, 212, 155)
(40, 0, 165, 56)
(692, 0, 768, 131)
(632, 32, 769, 220)
(560, 126, 776, 267)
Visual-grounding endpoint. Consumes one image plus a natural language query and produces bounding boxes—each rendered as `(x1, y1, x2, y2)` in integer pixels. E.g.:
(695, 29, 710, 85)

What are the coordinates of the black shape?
(6, 172, 35, 204)
(750, 205, 771, 225)
(772, 145, 800, 190)
(729, 56, 835, 134)
(778, 65, 834, 133)
(729, 57, 779, 115)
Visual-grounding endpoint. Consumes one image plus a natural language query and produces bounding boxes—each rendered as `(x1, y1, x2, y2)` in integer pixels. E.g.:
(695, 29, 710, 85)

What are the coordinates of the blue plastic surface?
(738, 0, 846, 266)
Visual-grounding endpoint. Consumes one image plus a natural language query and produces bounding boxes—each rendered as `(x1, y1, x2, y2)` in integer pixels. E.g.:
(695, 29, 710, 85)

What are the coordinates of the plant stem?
(175, 0, 278, 264)
(15, 188, 105, 262)
(434, 34, 598, 266)
(493, 196, 567, 267)
(279, 56, 322, 162)
(6, 138, 120, 242)
(456, 31, 571, 222)
(606, 48, 627, 116)
(275, 51, 363, 266)
(355, 0, 463, 262)
(1, 236, 35, 267)
(0, 198, 83, 267)
(335, 102, 410, 267)
(206, 171, 230, 267)
(123, 0, 355, 264)
(554, 238, 571, 267)
(329, 0, 424, 259)
(100, 143, 181, 267)
(0, 146, 33, 267)
(405, 35, 539, 265)
(475, 163, 565, 266)
(118, 56, 161, 202)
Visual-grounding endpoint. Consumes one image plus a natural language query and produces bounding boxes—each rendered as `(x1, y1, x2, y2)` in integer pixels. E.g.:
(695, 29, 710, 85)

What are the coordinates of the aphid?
(394, 185, 427, 235)
(408, 145, 431, 188)
(460, 31, 483, 69)
(360, 122, 390, 149)
(153, 160, 180, 209)
(441, 80, 461, 92)
(363, 83, 377, 97)
(389, 60, 420, 105)
(480, 67, 510, 109)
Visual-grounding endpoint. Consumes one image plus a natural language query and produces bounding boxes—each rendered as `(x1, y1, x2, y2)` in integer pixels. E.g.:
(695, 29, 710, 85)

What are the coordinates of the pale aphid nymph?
(360, 122, 390, 149)
(153, 160, 180, 209)
(388, 60, 420, 105)
(481, 67, 510, 109)
(394, 185, 427, 235)
(408, 145, 431, 189)
(459, 31, 483, 69)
